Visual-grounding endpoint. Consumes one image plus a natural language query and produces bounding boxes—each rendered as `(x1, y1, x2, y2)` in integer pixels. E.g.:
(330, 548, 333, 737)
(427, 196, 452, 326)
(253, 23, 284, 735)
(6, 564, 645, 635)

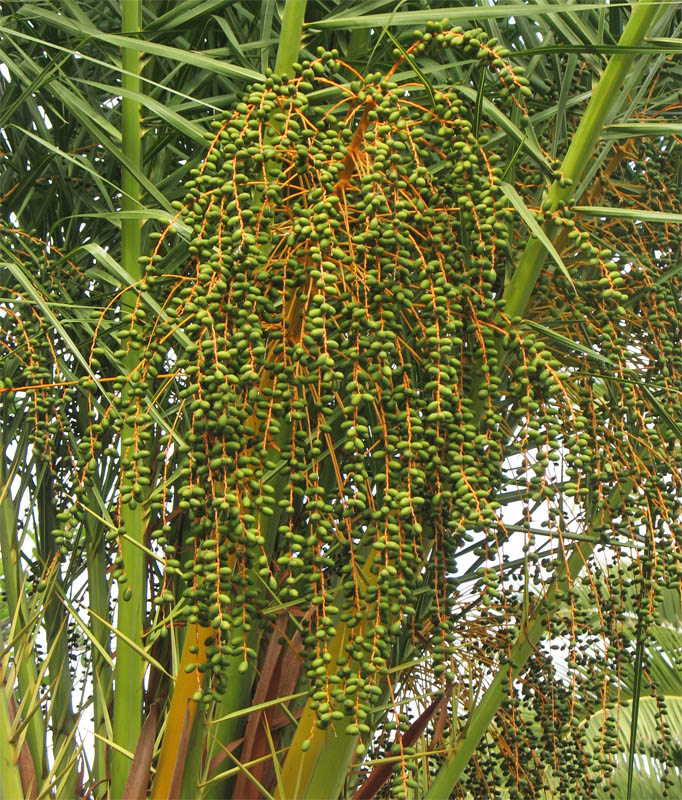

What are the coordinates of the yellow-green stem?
(111, 1, 145, 797)
(503, 0, 661, 319)
(274, 0, 308, 77)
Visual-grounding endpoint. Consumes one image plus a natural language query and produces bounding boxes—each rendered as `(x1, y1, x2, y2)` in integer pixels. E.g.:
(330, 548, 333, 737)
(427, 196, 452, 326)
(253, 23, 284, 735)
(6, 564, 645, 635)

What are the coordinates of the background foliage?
(1, 1, 681, 798)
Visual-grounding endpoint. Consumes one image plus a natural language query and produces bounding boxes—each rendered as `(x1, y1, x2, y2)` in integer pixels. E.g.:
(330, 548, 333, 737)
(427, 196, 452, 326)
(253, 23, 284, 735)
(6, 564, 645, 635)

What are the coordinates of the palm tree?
(1, 1, 681, 798)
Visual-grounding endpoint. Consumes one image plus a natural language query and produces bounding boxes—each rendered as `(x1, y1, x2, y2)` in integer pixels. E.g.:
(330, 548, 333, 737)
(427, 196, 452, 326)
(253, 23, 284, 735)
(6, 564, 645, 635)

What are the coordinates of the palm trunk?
(111, 1, 146, 796)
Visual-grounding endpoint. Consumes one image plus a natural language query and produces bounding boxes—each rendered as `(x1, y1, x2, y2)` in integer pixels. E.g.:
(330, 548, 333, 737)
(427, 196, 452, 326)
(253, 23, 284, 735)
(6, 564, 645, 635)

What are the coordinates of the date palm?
(1, 2, 681, 799)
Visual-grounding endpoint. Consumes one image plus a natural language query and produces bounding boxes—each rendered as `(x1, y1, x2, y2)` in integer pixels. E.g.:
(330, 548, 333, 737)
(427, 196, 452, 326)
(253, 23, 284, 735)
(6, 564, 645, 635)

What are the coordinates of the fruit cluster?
(129, 26, 538, 714)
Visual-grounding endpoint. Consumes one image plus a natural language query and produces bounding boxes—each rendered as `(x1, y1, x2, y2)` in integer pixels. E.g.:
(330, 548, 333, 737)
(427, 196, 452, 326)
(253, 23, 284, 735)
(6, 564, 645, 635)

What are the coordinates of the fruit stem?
(503, 0, 660, 319)
(111, 1, 146, 796)
(274, 0, 308, 78)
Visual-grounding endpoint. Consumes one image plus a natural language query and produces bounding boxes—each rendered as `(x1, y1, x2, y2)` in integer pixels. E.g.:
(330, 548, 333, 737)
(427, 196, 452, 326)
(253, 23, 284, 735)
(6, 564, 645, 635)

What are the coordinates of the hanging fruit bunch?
(108, 22, 541, 713)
